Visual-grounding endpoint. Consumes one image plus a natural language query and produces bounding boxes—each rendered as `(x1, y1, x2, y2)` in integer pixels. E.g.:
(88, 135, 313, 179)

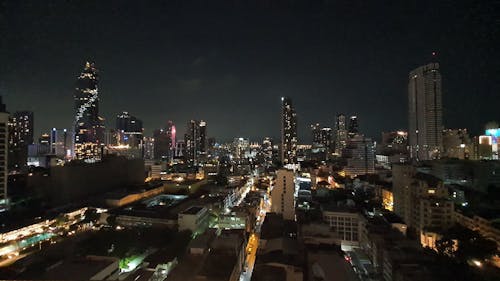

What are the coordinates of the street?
(0, 207, 106, 266)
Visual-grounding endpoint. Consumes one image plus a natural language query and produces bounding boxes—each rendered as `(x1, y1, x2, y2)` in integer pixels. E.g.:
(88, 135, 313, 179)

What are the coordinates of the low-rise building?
(178, 206, 209, 234)
(455, 210, 500, 250)
(322, 206, 361, 250)
(196, 229, 246, 281)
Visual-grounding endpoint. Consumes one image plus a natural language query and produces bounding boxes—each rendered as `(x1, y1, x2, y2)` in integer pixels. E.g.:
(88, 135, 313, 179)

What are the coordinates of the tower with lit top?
(73, 62, 103, 162)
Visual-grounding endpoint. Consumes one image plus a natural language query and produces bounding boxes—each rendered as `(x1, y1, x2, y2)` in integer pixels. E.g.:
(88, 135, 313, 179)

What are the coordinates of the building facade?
(348, 115, 359, 139)
(408, 62, 443, 161)
(73, 62, 104, 162)
(335, 114, 347, 155)
(0, 98, 8, 209)
(184, 120, 207, 165)
(343, 135, 375, 176)
(115, 111, 143, 148)
(442, 129, 471, 159)
(50, 128, 70, 158)
(281, 97, 297, 167)
(8, 111, 34, 169)
(271, 169, 295, 220)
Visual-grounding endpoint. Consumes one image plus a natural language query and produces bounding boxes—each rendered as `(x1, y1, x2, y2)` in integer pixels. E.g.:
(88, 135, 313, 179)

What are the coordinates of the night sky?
(1, 1, 499, 142)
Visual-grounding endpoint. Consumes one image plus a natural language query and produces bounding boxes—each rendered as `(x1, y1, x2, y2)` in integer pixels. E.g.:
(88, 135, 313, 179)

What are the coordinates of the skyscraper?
(233, 137, 250, 159)
(408, 62, 443, 161)
(184, 120, 198, 164)
(116, 111, 143, 148)
(153, 128, 170, 161)
(0, 97, 8, 209)
(198, 120, 207, 160)
(343, 135, 375, 176)
(312, 123, 332, 153)
(281, 97, 297, 167)
(153, 121, 175, 162)
(262, 137, 274, 166)
(348, 115, 359, 139)
(50, 128, 70, 158)
(73, 62, 103, 162)
(184, 120, 207, 165)
(335, 114, 347, 155)
(311, 123, 321, 145)
(116, 111, 143, 132)
(319, 127, 333, 152)
(8, 111, 34, 169)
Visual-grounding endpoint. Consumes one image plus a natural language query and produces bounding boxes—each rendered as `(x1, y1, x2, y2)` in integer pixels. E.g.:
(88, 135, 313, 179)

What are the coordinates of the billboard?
(485, 128, 500, 144)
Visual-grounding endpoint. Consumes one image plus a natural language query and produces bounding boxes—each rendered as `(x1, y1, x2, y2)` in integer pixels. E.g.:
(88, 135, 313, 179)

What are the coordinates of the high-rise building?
(348, 115, 359, 139)
(8, 111, 34, 169)
(408, 62, 443, 161)
(442, 129, 471, 159)
(271, 169, 295, 220)
(335, 114, 347, 155)
(311, 123, 332, 152)
(50, 128, 70, 158)
(319, 127, 333, 152)
(73, 62, 103, 162)
(379, 131, 408, 155)
(198, 120, 207, 159)
(233, 137, 250, 159)
(392, 164, 416, 220)
(0, 97, 8, 209)
(184, 120, 198, 164)
(281, 97, 297, 167)
(262, 137, 273, 166)
(184, 120, 207, 165)
(116, 111, 143, 148)
(311, 123, 321, 145)
(343, 135, 375, 176)
(143, 137, 155, 160)
(153, 128, 170, 161)
(409, 174, 454, 238)
(175, 140, 185, 158)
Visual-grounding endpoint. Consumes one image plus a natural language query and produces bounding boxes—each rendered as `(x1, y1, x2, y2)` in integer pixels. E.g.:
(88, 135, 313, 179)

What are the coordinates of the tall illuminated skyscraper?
(408, 62, 443, 160)
(184, 120, 207, 165)
(198, 120, 207, 159)
(8, 111, 34, 169)
(311, 123, 321, 145)
(116, 111, 143, 148)
(348, 115, 359, 139)
(311, 123, 332, 152)
(73, 62, 103, 161)
(281, 97, 297, 167)
(335, 114, 347, 155)
(0, 97, 8, 209)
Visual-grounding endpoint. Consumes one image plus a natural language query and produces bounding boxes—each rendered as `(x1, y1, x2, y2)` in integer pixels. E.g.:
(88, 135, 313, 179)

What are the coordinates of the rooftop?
(181, 206, 205, 215)
(414, 172, 442, 187)
(252, 264, 286, 281)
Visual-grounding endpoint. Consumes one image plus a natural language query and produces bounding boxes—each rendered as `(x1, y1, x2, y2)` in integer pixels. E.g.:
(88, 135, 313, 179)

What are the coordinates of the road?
(0, 207, 106, 266)
(239, 175, 270, 281)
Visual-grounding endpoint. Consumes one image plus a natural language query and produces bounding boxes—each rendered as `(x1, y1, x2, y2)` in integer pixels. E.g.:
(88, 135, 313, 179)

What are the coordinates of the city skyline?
(1, 1, 499, 141)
